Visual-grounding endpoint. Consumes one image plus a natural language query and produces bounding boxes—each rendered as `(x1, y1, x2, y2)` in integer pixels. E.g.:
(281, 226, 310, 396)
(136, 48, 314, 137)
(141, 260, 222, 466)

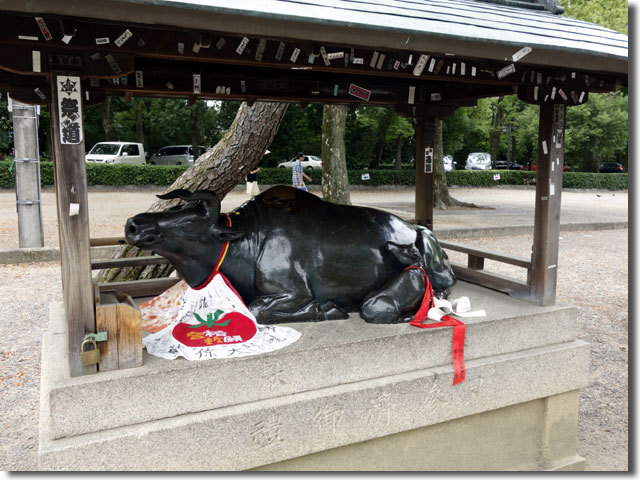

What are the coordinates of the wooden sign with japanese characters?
(56, 75, 83, 144)
(424, 147, 433, 174)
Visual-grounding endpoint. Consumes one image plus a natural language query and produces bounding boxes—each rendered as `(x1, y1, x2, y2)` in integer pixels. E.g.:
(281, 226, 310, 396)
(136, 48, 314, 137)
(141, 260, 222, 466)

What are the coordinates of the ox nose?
(125, 218, 140, 238)
(125, 217, 160, 246)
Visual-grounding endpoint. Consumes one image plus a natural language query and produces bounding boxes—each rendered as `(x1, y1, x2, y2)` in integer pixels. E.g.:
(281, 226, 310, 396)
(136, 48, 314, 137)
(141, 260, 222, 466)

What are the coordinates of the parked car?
(148, 145, 207, 165)
(530, 161, 567, 172)
(85, 142, 146, 165)
(277, 155, 323, 171)
(495, 159, 526, 170)
(465, 152, 492, 170)
(444, 155, 456, 172)
(599, 162, 624, 173)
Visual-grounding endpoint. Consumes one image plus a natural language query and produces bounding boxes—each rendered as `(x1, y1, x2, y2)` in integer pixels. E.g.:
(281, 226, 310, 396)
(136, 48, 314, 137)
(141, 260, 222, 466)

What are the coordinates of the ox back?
(218, 186, 455, 317)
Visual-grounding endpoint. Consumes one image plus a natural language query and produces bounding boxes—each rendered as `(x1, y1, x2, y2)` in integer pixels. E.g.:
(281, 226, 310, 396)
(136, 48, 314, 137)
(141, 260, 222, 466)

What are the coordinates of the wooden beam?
(0, 72, 107, 105)
(530, 103, 566, 305)
(518, 85, 589, 106)
(467, 255, 485, 270)
(396, 104, 458, 119)
(439, 240, 532, 269)
(0, 43, 135, 78)
(414, 116, 435, 229)
(91, 255, 169, 270)
(450, 263, 532, 300)
(50, 71, 96, 377)
(98, 277, 181, 298)
(89, 236, 126, 246)
(0, 11, 624, 98)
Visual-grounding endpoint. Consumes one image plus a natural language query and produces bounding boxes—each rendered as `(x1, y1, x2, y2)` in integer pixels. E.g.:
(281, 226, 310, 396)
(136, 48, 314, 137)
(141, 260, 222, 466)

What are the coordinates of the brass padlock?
(80, 338, 101, 366)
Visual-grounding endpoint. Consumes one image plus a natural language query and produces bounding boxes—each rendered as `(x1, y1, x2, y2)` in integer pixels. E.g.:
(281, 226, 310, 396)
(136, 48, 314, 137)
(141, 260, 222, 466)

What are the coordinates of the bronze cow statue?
(125, 185, 455, 324)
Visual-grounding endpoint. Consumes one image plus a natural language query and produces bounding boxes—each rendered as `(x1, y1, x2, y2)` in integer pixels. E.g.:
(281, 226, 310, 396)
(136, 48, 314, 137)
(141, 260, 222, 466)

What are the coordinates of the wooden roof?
(0, 0, 627, 73)
(153, 0, 627, 61)
(0, 0, 627, 111)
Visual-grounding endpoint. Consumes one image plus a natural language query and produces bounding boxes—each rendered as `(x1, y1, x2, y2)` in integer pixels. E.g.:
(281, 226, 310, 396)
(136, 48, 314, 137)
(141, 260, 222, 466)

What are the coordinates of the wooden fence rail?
(440, 240, 533, 299)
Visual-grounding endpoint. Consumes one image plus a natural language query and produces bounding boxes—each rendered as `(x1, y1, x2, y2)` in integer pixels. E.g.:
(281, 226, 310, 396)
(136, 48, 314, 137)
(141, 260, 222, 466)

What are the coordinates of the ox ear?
(210, 224, 245, 242)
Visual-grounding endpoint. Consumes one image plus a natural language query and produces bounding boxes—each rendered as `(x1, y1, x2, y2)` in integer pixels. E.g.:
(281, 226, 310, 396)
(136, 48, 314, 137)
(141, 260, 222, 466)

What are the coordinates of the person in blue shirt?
(292, 152, 313, 191)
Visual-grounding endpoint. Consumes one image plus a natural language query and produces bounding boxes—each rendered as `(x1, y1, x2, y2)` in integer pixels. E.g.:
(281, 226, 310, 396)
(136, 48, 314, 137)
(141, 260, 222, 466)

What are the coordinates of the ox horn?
(157, 189, 221, 219)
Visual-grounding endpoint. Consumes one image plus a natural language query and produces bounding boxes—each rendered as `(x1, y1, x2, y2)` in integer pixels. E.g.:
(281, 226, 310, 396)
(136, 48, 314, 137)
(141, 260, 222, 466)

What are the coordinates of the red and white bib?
(142, 273, 300, 361)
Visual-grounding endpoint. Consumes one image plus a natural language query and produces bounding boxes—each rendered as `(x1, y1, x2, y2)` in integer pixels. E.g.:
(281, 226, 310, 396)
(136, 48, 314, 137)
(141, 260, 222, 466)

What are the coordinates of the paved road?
(0, 185, 628, 250)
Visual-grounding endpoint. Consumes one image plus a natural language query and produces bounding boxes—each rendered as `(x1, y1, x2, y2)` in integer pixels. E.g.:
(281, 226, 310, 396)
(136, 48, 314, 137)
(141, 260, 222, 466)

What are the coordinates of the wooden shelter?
(0, 0, 628, 377)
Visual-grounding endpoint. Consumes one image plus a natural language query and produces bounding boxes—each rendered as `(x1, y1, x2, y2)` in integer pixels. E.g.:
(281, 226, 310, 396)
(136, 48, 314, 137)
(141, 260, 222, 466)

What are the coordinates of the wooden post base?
(96, 291, 143, 372)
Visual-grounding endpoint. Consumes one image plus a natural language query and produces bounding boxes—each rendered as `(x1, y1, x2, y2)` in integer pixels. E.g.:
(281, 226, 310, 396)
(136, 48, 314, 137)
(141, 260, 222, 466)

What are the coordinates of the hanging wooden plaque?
(56, 75, 83, 144)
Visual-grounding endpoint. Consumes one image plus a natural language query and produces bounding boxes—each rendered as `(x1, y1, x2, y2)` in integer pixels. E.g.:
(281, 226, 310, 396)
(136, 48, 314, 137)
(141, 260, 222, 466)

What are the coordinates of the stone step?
(42, 281, 577, 439)
(39, 337, 589, 471)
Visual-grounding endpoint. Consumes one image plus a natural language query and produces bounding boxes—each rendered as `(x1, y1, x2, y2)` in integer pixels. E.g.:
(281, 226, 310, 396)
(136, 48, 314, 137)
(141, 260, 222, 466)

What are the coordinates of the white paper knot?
(427, 296, 486, 321)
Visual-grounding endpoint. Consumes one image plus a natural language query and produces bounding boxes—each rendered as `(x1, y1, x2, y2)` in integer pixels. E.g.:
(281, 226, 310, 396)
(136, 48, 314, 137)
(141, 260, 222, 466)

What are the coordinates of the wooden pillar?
(530, 103, 566, 306)
(415, 116, 435, 229)
(49, 72, 96, 376)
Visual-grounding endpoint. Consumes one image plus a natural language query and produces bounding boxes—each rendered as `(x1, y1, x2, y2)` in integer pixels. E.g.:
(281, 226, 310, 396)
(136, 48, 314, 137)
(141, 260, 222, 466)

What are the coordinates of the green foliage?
(85, 163, 189, 186)
(386, 114, 414, 143)
(445, 169, 627, 190)
(6, 0, 629, 174)
(215, 101, 242, 132)
(267, 104, 323, 167)
(561, 172, 627, 190)
(344, 108, 380, 169)
(564, 91, 628, 171)
(267, 105, 417, 170)
(560, 0, 627, 34)
(442, 108, 474, 157)
(450, 87, 628, 172)
(0, 159, 15, 186)
(0, 161, 626, 191)
(446, 169, 537, 187)
(83, 97, 222, 155)
(0, 94, 13, 154)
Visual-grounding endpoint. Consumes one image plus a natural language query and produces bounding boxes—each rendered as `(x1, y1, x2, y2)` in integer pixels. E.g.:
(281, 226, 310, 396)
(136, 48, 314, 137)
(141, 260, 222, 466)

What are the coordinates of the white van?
(148, 145, 207, 165)
(465, 152, 492, 170)
(85, 142, 146, 165)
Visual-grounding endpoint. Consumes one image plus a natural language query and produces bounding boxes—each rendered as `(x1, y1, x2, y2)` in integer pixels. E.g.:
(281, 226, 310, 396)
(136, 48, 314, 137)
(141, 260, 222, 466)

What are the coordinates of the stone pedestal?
(38, 282, 588, 471)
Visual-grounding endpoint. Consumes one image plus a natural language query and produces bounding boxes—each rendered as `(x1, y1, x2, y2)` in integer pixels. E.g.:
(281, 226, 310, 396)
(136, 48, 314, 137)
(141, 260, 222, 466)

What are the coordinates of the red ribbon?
(406, 266, 466, 386)
(193, 214, 232, 291)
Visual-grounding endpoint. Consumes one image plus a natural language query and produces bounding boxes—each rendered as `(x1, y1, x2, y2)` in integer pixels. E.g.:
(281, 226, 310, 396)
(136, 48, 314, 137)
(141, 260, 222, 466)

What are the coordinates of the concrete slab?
(255, 390, 585, 471)
(39, 338, 589, 470)
(38, 279, 590, 470)
(43, 282, 578, 439)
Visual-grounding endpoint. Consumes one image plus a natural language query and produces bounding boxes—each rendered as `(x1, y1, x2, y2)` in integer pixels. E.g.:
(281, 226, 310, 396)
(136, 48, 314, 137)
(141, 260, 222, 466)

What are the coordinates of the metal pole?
(507, 123, 512, 166)
(11, 99, 44, 248)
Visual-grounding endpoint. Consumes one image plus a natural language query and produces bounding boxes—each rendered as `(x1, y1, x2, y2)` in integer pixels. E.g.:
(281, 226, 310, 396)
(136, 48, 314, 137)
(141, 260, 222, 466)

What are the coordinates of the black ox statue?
(125, 185, 455, 324)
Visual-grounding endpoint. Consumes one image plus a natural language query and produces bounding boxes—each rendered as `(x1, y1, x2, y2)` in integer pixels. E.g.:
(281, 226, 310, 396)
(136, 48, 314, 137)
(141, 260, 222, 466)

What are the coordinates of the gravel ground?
(446, 230, 629, 471)
(0, 186, 628, 248)
(0, 187, 628, 471)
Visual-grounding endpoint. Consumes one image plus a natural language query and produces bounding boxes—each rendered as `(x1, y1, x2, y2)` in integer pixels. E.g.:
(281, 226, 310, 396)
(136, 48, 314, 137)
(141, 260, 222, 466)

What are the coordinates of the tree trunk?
(433, 119, 478, 209)
(134, 98, 145, 145)
(102, 96, 113, 141)
(489, 97, 505, 169)
(191, 101, 201, 161)
(489, 129, 501, 169)
(370, 108, 393, 169)
(394, 136, 403, 170)
(97, 101, 289, 283)
(321, 104, 350, 205)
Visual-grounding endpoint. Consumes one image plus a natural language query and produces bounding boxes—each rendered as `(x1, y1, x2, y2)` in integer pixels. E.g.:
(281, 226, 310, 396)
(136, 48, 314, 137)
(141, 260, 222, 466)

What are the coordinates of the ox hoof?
(320, 302, 349, 321)
(360, 295, 403, 324)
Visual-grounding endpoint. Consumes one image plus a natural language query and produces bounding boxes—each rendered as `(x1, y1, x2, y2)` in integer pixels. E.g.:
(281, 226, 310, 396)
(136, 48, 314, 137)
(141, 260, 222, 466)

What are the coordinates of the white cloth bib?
(142, 273, 301, 361)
